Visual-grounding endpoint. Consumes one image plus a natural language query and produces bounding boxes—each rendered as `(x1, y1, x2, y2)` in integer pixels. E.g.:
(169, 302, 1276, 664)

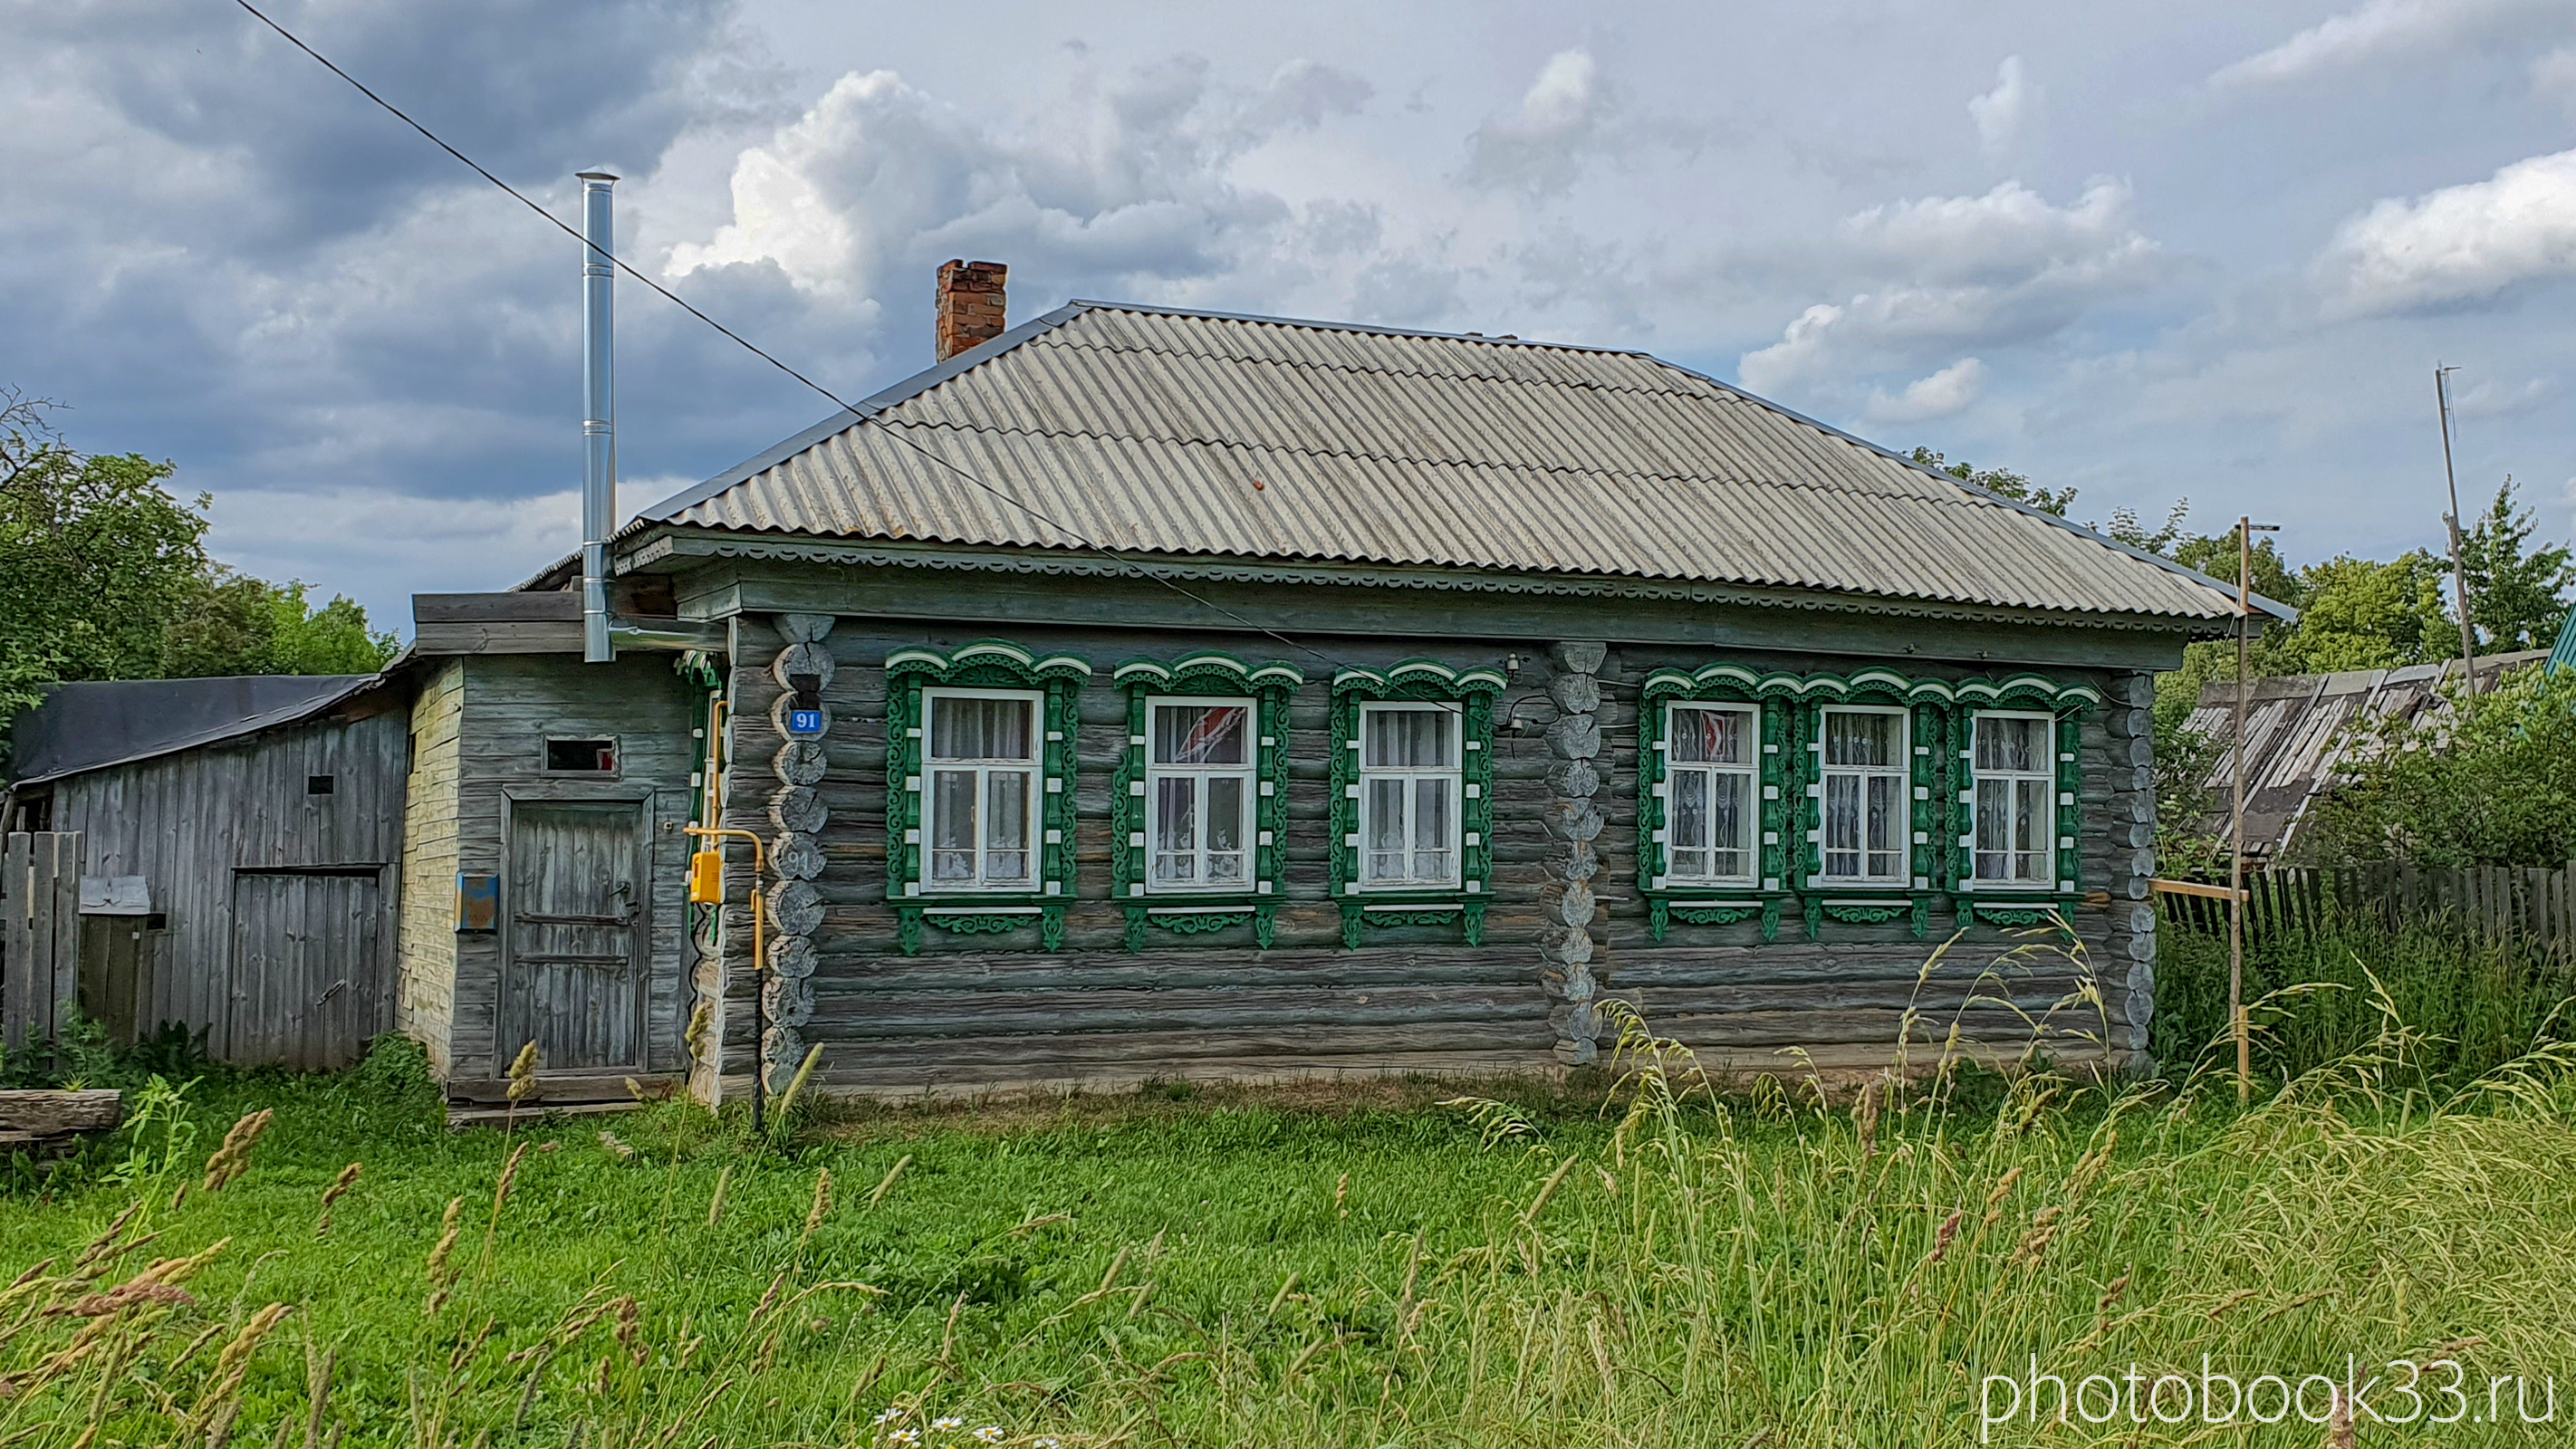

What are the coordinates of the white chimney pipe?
(578, 169, 619, 664)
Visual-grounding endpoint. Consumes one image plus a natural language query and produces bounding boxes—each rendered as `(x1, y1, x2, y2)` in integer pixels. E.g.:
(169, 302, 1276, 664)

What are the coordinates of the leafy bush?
(2304, 666, 2576, 868)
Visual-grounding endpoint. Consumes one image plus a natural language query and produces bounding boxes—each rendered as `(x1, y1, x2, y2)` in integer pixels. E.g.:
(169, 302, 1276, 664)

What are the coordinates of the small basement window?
(545, 737, 620, 774)
(306, 774, 335, 796)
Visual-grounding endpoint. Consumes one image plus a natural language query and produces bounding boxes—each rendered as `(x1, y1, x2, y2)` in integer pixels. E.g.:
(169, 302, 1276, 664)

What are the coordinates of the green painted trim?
(1637, 688, 1793, 937)
(1329, 667, 1498, 947)
(1951, 700, 2092, 897)
(1332, 659, 1509, 694)
(1641, 664, 2103, 708)
(895, 902, 1072, 955)
(1111, 651, 1307, 688)
(885, 640, 1094, 679)
(1110, 660, 1297, 949)
(884, 641, 1084, 944)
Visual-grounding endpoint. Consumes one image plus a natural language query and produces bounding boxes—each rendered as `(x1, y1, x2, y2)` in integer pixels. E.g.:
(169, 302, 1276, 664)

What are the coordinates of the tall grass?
(0, 998, 2571, 1444)
(2155, 915, 2576, 1088)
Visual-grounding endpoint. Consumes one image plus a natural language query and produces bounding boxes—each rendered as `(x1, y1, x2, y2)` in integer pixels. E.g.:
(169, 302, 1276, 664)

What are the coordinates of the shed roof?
(2183, 649, 2545, 859)
(637, 302, 2282, 626)
(5, 675, 377, 788)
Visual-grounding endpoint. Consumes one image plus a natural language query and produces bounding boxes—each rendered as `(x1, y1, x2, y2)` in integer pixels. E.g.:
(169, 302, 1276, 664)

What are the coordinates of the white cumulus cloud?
(1461, 48, 1620, 197)
(1967, 56, 2038, 161)
(1864, 358, 1988, 424)
(668, 56, 1374, 299)
(1739, 179, 2163, 393)
(2211, 0, 2558, 89)
(2316, 148, 2576, 316)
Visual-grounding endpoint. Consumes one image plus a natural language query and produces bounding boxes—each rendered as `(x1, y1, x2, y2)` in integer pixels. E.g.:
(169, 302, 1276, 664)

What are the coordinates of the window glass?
(1669, 706, 1747, 765)
(1364, 707, 1455, 769)
(922, 692, 1040, 890)
(1824, 710, 1898, 767)
(1819, 707, 1907, 883)
(1147, 699, 1257, 893)
(1972, 713, 2054, 886)
(1152, 703, 1248, 765)
(1666, 704, 1757, 884)
(1358, 705, 1463, 888)
(930, 695, 1034, 762)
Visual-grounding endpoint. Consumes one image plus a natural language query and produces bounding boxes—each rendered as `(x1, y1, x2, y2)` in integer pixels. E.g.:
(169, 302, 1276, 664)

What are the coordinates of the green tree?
(1, 393, 212, 723)
(2305, 667, 2576, 868)
(1, 393, 399, 750)
(161, 571, 399, 678)
(2455, 476, 2575, 653)
(1906, 446, 2079, 516)
(2273, 551, 2455, 674)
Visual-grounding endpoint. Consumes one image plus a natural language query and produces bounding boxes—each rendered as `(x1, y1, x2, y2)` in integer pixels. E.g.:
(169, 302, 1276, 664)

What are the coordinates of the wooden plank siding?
(696, 619, 2153, 1097)
(430, 652, 697, 1093)
(0, 832, 83, 1051)
(42, 708, 406, 1065)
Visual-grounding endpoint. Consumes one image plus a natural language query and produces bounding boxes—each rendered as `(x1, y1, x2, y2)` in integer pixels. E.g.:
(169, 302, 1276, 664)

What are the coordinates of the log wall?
(698, 619, 2157, 1097)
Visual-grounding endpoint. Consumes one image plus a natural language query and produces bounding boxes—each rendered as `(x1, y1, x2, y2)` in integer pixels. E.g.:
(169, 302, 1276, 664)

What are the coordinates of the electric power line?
(226, 0, 1456, 701)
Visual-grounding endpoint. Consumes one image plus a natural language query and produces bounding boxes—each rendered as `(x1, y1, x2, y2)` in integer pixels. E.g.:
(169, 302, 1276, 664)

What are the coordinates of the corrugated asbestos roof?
(640, 302, 2268, 623)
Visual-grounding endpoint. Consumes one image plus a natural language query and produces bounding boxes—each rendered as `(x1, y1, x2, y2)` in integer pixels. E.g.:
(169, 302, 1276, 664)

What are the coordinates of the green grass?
(3, 996, 2575, 1447)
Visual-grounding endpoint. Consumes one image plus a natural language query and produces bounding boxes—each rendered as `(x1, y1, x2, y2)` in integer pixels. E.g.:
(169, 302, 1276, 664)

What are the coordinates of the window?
(1359, 704, 1461, 888)
(1665, 703, 1757, 884)
(1146, 698, 1254, 891)
(305, 774, 335, 796)
(1973, 712, 2054, 888)
(923, 689, 1040, 891)
(1819, 706, 1907, 884)
(544, 737, 618, 773)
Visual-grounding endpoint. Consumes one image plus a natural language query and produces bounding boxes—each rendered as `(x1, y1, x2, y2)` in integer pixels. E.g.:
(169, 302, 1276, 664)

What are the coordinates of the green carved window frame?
(1637, 665, 2100, 942)
(1637, 677, 1792, 943)
(1329, 660, 1504, 949)
(885, 641, 1091, 955)
(1951, 680, 2094, 930)
(1110, 653, 1304, 951)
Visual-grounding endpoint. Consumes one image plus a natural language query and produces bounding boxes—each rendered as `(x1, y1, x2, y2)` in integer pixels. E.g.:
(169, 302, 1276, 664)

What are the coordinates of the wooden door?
(226, 871, 380, 1070)
(502, 801, 645, 1073)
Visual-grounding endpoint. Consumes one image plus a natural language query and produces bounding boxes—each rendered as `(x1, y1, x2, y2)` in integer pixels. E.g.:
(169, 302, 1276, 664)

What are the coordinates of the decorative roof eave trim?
(1333, 659, 1508, 694)
(620, 528, 2235, 637)
(885, 640, 1094, 680)
(1641, 664, 2102, 709)
(1111, 652, 1306, 688)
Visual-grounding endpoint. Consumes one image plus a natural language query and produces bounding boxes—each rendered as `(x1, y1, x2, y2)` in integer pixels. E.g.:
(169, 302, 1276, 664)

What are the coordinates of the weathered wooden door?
(502, 801, 645, 1073)
(226, 870, 380, 1070)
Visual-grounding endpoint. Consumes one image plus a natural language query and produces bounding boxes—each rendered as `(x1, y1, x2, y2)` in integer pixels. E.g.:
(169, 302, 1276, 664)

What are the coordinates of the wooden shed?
(3, 676, 407, 1068)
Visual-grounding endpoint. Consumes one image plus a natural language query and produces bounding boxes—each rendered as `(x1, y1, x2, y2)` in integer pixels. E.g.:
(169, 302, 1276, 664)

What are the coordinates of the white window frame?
(1815, 705, 1909, 887)
(1355, 702, 1464, 891)
(1970, 709, 2056, 892)
(1660, 701, 1760, 888)
(1143, 696, 1258, 895)
(918, 686, 1043, 895)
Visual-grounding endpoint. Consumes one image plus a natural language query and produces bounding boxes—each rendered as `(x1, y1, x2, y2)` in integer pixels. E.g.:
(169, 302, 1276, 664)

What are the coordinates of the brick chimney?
(935, 260, 1007, 362)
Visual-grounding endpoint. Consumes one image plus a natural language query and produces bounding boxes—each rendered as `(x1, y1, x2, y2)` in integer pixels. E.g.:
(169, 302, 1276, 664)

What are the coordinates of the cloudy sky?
(9, 0, 2574, 630)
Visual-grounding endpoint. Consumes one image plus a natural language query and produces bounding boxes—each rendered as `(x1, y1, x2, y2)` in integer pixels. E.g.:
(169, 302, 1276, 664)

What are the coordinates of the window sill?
(895, 897, 1067, 955)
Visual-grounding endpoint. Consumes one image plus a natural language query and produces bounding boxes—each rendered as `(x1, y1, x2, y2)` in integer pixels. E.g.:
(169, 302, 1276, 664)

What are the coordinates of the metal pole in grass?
(2231, 517, 2279, 1104)
(687, 825, 768, 1134)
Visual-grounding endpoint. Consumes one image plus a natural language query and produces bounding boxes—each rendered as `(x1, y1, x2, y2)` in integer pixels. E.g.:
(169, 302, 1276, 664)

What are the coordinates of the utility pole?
(2230, 516, 2279, 1105)
(2436, 366, 2482, 693)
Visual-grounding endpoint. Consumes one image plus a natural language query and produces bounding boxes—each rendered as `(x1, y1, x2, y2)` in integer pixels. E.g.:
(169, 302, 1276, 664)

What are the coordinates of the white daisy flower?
(974, 1428, 1005, 1444)
(932, 1418, 963, 1433)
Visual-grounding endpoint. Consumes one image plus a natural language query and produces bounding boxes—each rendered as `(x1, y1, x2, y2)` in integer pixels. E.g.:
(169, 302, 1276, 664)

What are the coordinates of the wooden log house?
(391, 267, 2291, 1104)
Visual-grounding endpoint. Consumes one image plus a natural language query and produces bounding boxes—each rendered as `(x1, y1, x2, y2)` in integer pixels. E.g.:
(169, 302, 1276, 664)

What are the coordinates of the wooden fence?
(0, 833, 83, 1051)
(2159, 861, 2576, 962)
